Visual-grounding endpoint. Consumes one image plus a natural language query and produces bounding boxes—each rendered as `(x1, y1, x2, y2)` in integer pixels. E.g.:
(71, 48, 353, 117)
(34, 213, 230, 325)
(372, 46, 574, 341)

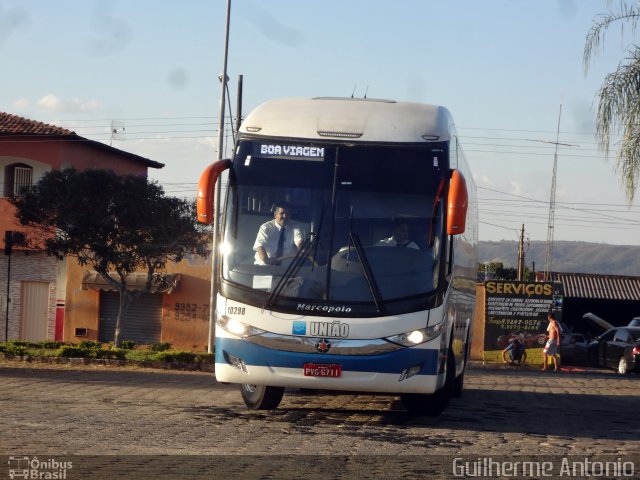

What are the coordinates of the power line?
(11, 117, 626, 163)
(478, 186, 640, 225)
(479, 220, 520, 233)
(479, 197, 640, 208)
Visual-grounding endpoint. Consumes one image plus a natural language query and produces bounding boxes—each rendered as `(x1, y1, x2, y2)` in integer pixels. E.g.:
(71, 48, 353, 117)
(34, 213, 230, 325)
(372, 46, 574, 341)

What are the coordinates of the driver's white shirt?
(253, 220, 304, 265)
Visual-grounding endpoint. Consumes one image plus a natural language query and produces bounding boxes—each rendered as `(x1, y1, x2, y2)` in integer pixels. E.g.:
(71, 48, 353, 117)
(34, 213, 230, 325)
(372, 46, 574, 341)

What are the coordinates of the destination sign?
(256, 143, 325, 161)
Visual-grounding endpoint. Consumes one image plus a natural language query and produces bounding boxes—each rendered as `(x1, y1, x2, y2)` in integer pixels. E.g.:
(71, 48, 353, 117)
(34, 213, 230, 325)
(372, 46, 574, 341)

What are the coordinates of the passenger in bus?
(254, 202, 305, 265)
(375, 223, 419, 249)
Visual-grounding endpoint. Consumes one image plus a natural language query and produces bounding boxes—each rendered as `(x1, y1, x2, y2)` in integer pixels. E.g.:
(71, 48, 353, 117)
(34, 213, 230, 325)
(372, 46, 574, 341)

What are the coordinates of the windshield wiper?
(310, 207, 324, 268)
(265, 231, 318, 309)
(348, 232, 385, 314)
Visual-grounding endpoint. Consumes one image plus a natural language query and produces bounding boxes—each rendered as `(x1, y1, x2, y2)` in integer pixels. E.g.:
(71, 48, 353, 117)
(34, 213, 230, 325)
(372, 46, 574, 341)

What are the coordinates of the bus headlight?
(217, 315, 266, 338)
(219, 241, 233, 257)
(385, 321, 444, 347)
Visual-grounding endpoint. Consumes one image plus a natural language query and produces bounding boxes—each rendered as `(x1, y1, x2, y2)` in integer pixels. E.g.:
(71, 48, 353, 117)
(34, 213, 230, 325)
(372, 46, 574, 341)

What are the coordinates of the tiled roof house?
(0, 112, 164, 342)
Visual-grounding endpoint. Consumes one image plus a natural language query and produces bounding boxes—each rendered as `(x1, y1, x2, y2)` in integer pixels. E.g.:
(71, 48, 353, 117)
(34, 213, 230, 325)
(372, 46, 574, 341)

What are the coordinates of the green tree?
(584, 1, 640, 201)
(12, 168, 210, 346)
(479, 262, 534, 281)
(479, 262, 515, 280)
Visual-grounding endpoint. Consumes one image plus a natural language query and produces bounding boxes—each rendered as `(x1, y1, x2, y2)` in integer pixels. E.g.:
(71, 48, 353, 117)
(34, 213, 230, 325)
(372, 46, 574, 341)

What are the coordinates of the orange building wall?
(0, 199, 50, 252)
(0, 199, 21, 245)
(159, 256, 212, 351)
(64, 255, 213, 351)
(64, 259, 100, 341)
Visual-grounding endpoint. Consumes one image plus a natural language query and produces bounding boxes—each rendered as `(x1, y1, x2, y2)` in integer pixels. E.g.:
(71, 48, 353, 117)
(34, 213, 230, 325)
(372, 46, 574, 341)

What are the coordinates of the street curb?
(0, 353, 215, 372)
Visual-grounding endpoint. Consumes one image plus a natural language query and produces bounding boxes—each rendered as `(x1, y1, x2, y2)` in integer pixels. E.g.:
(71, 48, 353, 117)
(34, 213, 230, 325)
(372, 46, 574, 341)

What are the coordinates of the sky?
(2, 0, 640, 247)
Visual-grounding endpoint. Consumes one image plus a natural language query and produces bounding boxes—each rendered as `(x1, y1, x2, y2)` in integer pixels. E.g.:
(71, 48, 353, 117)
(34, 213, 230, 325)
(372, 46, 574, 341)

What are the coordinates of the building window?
(4, 164, 33, 197)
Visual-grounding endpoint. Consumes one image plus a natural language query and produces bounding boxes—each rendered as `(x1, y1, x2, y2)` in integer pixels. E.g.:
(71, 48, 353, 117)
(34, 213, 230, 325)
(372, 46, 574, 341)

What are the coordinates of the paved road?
(0, 359, 638, 479)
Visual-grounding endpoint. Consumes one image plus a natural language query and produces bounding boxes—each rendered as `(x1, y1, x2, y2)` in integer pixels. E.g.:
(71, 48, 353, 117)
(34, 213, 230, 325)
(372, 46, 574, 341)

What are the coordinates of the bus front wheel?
(453, 331, 470, 399)
(401, 348, 455, 416)
(240, 384, 285, 410)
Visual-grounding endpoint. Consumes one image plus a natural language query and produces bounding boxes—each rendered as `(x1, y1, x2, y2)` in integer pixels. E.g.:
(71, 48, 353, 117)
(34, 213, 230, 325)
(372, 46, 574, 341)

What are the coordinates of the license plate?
(303, 363, 342, 378)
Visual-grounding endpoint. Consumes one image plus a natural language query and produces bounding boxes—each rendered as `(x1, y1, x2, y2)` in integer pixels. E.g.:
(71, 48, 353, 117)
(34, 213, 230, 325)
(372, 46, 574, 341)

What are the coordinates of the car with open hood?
(587, 326, 640, 374)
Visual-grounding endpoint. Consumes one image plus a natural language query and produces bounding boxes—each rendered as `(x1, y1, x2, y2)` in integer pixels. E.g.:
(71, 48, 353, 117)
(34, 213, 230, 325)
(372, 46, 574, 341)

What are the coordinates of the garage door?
(21, 281, 50, 341)
(98, 292, 162, 344)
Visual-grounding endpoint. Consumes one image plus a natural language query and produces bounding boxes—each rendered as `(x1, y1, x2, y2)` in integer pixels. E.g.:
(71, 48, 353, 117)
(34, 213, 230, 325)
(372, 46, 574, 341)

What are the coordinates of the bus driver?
(254, 202, 305, 265)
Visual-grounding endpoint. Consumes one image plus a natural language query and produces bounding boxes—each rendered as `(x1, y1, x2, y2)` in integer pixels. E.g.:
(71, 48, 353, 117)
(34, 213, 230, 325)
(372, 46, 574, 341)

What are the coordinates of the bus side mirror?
(447, 169, 468, 235)
(196, 159, 232, 224)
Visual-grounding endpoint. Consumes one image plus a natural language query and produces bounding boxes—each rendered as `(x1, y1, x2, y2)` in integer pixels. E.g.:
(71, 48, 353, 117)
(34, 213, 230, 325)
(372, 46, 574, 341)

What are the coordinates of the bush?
(4, 340, 41, 349)
(154, 351, 213, 364)
(120, 340, 136, 350)
(30, 347, 60, 358)
(149, 342, 172, 352)
(123, 349, 155, 362)
(93, 348, 126, 360)
(155, 350, 198, 363)
(57, 345, 92, 358)
(195, 353, 214, 364)
(78, 340, 102, 350)
(1, 339, 211, 366)
(0, 342, 28, 356)
(40, 341, 65, 349)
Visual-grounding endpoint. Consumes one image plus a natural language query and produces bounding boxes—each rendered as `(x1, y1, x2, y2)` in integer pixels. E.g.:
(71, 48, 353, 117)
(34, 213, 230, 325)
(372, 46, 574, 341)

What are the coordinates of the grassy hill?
(479, 240, 640, 276)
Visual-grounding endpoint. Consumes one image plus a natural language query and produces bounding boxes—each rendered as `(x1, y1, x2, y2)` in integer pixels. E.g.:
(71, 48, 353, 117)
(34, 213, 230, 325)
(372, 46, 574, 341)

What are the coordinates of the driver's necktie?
(276, 226, 286, 259)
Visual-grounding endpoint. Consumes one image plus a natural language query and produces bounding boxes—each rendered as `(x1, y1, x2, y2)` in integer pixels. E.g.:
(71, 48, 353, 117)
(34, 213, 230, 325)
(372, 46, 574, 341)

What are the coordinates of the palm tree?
(584, 1, 640, 202)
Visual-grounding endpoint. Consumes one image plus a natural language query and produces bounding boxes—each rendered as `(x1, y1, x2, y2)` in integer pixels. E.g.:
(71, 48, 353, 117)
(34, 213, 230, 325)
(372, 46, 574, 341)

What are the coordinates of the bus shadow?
(253, 376, 639, 443)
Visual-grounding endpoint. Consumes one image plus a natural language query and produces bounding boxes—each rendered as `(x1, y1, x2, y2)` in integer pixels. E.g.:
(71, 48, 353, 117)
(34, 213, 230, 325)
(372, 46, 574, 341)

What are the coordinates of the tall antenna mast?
(544, 103, 562, 281)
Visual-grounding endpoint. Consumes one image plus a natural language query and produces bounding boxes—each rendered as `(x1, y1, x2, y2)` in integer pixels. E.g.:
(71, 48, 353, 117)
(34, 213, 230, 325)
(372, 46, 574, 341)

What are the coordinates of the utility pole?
(208, 0, 232, 354)
(216, 0, 231, 162)
(4, 231, 13, 342)
(532, 261, 536, 280)
(517, 224, 525, 281)
(235, 74, 243, 135)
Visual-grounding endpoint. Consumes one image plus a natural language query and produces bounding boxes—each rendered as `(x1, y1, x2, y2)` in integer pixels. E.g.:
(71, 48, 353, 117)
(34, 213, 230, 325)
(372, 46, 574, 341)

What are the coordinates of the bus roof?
(239, 97, 457, 143)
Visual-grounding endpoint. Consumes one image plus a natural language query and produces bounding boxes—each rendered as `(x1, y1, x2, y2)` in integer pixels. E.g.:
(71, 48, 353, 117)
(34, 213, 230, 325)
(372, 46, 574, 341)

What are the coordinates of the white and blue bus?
(197, 97, 478, 415)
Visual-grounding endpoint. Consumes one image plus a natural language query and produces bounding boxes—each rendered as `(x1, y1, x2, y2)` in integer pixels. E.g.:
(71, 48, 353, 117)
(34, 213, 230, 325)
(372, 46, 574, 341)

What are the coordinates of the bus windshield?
(221, 139, 448, 310)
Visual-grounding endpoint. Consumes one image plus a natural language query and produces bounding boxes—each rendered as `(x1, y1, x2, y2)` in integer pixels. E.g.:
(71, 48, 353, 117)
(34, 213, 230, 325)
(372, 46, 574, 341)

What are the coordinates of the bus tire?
(240, 384, 285, 410)
(401, 348, 455, 416)
(452, 371, 464, 398)
(453, 332, 469, 398)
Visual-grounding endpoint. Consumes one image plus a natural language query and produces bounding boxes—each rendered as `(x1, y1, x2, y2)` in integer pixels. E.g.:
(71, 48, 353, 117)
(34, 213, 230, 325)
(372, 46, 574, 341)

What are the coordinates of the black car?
(587, 326, 640, 374)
